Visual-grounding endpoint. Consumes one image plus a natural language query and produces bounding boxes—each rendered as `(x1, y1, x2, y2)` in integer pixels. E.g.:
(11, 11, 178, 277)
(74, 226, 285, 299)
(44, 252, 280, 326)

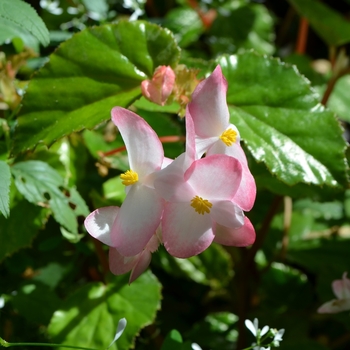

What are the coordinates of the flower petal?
(332, 272, 350, 299)
(129, 250, 152, 283)
(109, 247, 138, 275)
(112, 184, 164, 256)
(185, 154, 242, 201)
(207, 140, 256, 211)
(214, 216, 256, 246)
(84, 206, 119, 246)
(245, 319, 257, 336)
(210, 200, 245, 228)
(188, 65, 229, 138)
(111, 107, 164, 178)
(317, 298, 350, 313)
(162, 202, 214, 258)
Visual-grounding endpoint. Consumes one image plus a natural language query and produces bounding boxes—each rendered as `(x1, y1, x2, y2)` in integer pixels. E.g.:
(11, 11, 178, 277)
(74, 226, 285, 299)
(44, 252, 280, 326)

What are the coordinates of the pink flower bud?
(141, 66, 176, 106)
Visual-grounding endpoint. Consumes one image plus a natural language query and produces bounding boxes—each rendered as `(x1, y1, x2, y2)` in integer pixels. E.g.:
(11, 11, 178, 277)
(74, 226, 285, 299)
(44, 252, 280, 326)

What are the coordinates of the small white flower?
(271, 328, 285, 347)
(245, 318, 269, 337)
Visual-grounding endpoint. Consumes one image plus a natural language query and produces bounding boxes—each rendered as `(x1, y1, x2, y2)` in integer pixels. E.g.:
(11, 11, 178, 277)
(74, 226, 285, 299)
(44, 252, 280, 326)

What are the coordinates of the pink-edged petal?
(162, 202, 214, 258)
(185, 154, 242, 200)
(84, 206, 119, 246)
(109, 247, 138, 275)
(111, 107, 164, 178)
(210, 200, 245, 228)
(112, 184, 164, 256)
(129, 250, 152, 283)
(188, 65, 229, 138)
(318, 298, 350, 313)
(162, 157, 173, 169)
(154, 153, 195, 202)
(185, 105, 203, 161)
(214, 216, 256, 246)
(332, 273, 350, 299)
(207, 142, 256, 211)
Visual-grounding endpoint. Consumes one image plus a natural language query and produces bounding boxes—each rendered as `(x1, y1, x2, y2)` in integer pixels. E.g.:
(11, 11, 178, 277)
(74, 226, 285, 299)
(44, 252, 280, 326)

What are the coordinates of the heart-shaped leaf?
(217, 52, 348, 188)
(13, 21, 180, 155)
(48, 271, 161, 350)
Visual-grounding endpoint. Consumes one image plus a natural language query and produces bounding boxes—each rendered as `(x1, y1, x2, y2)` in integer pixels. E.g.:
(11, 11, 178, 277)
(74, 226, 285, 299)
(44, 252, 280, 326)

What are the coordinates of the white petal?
(84, 206, 119, 246)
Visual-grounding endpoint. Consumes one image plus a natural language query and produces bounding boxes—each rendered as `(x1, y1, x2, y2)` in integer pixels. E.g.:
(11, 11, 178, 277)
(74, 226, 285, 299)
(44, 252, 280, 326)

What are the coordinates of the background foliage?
(1, 0, 350, 349)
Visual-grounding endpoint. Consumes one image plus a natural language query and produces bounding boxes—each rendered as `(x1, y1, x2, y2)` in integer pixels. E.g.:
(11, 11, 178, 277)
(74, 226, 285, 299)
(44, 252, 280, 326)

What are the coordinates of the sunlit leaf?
(217, 52, 348, 188)
(11, 161, 88, 236)
(13, 21, 180, 155)
(48, 271, 161, 350)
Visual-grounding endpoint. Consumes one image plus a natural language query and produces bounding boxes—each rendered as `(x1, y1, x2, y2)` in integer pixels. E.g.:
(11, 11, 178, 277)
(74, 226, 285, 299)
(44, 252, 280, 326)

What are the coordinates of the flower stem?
(0, 339, 98, 350)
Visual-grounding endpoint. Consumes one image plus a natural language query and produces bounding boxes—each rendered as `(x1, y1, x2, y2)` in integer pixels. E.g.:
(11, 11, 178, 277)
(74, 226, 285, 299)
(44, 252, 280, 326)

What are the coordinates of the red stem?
(100, 135, 186, 157)
(295, 17, 308, 54)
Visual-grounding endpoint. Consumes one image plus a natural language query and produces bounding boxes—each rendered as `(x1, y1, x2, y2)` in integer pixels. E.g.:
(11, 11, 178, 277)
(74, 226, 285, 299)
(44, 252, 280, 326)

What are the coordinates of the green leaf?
(209, 3, 275, 56)
(13, 21, 180, 155)
(0, 161, 11, 218)
(288, 0, 350, 46)
(11, 160, 89, 236)
(0, 0, 50, 46)
(163, 7, 203, 48)
(217, 52, 348, 187)
(48, 271, 161, 350)
(0, 200, 48, 262)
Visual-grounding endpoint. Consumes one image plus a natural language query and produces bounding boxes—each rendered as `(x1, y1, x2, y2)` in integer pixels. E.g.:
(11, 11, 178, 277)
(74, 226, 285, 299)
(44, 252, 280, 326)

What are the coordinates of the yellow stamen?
(120, 170, 138, 186)
(190, 195, 212, 215)
(219, 128, 237, 146)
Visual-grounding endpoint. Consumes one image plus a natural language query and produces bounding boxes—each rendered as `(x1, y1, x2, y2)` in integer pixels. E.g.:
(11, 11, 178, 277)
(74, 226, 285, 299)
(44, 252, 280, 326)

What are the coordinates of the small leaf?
(11, 161, 89, 235)
(48, 271, 161, 350)
(0, 0, 49, 46)
(13, 21, 180, 155)
(289, 0, 350, 46)
(217, 52, 348, 188)
(0, 161, 11, 218)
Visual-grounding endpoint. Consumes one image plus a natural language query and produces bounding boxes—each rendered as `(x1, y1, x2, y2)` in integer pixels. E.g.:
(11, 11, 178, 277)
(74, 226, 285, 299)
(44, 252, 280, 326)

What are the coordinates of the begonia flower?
(85, 107, 165, 258)
(155, 154, 249, 258)
(110, 107, 165, 256)
(187, 65, 256, 211)
(141, 65, 176, 106)
(318, 272, 350, 313)
(84, 206, 161, 283)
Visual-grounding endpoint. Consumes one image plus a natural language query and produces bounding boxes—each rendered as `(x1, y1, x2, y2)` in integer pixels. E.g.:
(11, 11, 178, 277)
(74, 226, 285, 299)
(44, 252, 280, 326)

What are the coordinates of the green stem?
(0, 338, 98, 350)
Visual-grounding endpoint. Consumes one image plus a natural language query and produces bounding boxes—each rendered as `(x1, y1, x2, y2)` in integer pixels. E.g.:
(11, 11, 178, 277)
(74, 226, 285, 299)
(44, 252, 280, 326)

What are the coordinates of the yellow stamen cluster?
(120, 170, 138, 186)
(219, 128, 237, 146)
(190, 195, 212, 215)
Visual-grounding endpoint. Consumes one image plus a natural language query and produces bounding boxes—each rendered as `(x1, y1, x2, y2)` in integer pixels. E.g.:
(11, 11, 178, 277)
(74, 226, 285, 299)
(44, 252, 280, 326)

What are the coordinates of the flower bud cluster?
(84, 65, 257, 283)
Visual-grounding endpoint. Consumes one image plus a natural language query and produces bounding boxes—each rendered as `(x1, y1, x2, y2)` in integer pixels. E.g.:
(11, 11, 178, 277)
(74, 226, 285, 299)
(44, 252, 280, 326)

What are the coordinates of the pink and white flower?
(318, 272, 350, 313)
(187, 65, 256, 211)
(155, 154, 255, 258)
(84, 206, 161, 283)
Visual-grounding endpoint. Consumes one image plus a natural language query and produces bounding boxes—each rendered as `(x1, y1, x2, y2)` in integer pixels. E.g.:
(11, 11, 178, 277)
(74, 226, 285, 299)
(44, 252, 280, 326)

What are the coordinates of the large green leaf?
(11, 160, 88, 238)
(217, 52, 348, 188)
(0, 200, 48, 262)
(13, 21, 180, 155)
(288, 0, 350, 46)
(0, 161, 11, 218)
(0, 0, 49, 46)
(48, 271, 161, 350)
